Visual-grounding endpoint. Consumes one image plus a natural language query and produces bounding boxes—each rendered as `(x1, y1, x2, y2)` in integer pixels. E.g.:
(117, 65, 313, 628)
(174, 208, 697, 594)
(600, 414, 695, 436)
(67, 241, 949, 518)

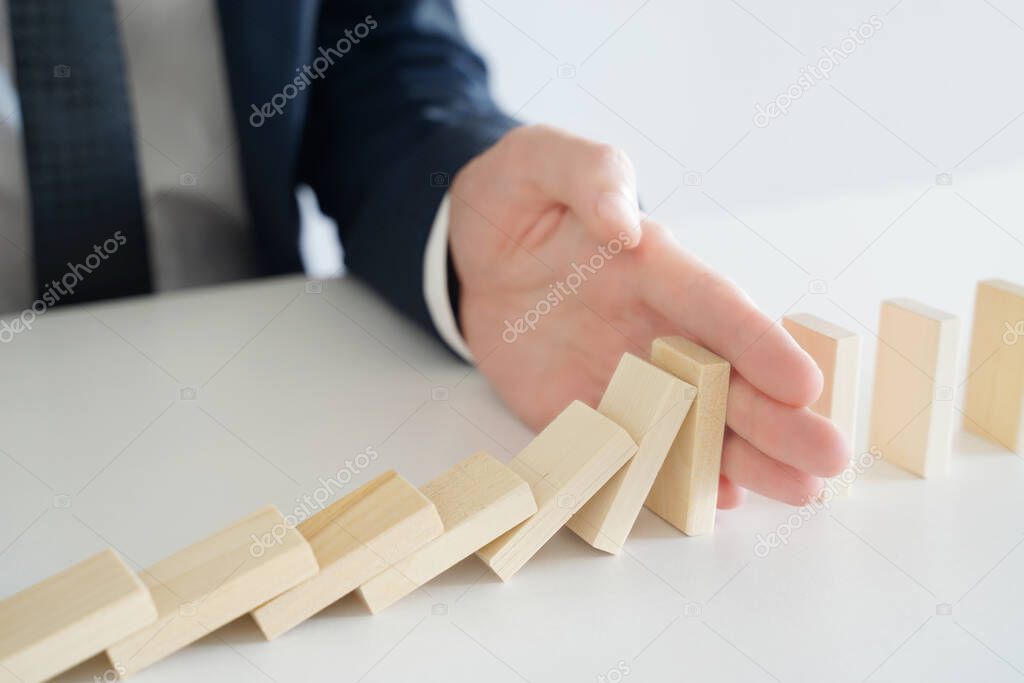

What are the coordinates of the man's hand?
(448, 125, 849, 508)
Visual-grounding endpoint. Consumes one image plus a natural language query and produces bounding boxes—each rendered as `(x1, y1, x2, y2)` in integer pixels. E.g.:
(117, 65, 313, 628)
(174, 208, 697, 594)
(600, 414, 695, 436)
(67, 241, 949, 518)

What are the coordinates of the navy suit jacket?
(216, 0, 517, 336)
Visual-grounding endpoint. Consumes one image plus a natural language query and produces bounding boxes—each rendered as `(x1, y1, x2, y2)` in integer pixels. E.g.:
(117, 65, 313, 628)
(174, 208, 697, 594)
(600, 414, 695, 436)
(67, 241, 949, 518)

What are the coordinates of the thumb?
(507, 125, 642, 248)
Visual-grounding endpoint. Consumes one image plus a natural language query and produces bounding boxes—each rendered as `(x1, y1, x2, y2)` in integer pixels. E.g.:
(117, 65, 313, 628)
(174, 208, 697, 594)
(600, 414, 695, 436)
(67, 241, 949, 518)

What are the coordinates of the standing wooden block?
(106, 505, 317, 675)
(356, 452, 535, 614)
(963, 279, 1024, 451)
(251, 471, 444, 639)
(567, 354, 695, 553)
(0, 550, 157, 683)
(645, 337, 730, 536)
(869, 299, 960, 478)
(783, 314, 861, 492)
(477, 401, 637, 580)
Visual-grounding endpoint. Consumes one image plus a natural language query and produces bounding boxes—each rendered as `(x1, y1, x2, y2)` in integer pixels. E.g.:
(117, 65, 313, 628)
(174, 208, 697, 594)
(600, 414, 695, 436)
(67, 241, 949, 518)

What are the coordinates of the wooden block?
(356, 452, 535, 613)
(869, 298, 960, 478)
(567, 354, 695, 553)
(783, 314, 861, 493)
(0, 550, 157, 683)
(963, 279, 1024, 451)
(106, 505, 317, 675)
(477, 401, 637, 580)
(645, 337, 730, 535)
(251, 472, 444, 639)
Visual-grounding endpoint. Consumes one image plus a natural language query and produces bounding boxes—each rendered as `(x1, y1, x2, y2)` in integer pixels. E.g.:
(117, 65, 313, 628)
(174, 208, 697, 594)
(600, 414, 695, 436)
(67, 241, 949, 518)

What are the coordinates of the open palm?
(449, 125, 848, 508)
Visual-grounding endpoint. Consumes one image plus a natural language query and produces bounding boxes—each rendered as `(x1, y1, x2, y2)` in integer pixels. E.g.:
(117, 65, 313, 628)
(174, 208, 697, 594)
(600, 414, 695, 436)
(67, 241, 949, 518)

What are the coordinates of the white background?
(454, 0, 1024, 335)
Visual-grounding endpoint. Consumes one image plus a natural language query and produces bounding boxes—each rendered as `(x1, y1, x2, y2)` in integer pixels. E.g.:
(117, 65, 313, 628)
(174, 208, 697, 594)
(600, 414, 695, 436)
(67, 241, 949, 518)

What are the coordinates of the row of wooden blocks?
(785, 278, 1024, 481)
(0, 336, 729, 683)
(2, 279, 1022, 682)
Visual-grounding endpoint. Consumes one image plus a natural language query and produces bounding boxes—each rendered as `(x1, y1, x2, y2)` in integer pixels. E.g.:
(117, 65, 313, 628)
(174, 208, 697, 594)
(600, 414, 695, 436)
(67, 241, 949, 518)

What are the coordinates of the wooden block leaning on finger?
(869, 298, 960, 478)
(356, 452, 535, 614)
(251, 471, 444, 639)
(0, 549, 157, 683)
(567, 353, 695, 553)
(783, 314, 861, 494)
(477, 401, 637, 580)
(645, 337, 730, 536)
(106, 505, 318, 676)
(963, 279, 1024, 452)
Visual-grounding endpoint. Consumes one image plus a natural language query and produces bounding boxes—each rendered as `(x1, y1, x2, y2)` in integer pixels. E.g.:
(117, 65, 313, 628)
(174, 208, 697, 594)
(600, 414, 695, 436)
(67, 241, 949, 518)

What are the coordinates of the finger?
(717, 474, 745, 509)
(507, 124, 642, 247)
(637, 223, 822, 407)
(720, 430, 823, 506)
(726, 372, 849, 477)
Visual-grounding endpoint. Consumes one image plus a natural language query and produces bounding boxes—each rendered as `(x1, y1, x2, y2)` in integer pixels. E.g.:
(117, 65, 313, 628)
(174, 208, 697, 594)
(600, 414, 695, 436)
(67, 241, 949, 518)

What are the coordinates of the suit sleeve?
(300, 0, 519, 335)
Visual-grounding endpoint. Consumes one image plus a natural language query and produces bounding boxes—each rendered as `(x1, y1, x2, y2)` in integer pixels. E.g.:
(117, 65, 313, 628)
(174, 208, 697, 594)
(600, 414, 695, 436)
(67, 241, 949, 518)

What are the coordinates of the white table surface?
(1, 265, 1022, 683)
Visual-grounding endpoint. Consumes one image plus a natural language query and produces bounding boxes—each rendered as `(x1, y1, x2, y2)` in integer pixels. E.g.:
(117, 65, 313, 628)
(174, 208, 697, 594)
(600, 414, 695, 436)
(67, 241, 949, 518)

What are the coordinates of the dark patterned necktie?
(8, 0, 152, 304)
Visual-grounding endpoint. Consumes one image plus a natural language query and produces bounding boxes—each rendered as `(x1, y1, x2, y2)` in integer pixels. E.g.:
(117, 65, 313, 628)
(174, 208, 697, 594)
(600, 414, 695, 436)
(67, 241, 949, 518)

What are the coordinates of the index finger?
(637, 222, 822, 408)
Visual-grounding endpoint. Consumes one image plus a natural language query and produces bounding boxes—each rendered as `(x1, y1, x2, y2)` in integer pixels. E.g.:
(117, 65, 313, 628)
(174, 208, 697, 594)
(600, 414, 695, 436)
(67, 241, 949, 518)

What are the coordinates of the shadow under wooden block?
(356, 452, 535, 614)
(963, 279, 1024, 452)
(869, 298, 960, 478)
(783, 313, 861, 494)
(106, 505, 317, 676)
(477, 401, 637, 580)
(645, 337, 730, 535)
(567, 353, 694, 554)
(250, 471, 443, 639)
(0, 549, 157, 683)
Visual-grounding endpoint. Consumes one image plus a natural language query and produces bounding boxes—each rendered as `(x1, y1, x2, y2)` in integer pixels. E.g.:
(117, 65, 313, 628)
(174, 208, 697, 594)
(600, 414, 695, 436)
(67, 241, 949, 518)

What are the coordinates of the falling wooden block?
(567, 354, 695, 553)
(869, 298, 960, 478)
(0, 549, 157, 683)
(963, 279, 1024, 452)
(783, 313, 861, 493)
(477, 401, 637, 580)
(645, 337, 730, 535)
(106, 505, 317, 675)
(356, 452, 535, 613)
(251, 472, 444, 639)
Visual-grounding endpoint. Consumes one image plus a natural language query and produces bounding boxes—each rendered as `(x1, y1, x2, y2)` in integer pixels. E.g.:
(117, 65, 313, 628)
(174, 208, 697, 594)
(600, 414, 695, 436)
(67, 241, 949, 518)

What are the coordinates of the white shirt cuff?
(423, 193, 474, 363)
